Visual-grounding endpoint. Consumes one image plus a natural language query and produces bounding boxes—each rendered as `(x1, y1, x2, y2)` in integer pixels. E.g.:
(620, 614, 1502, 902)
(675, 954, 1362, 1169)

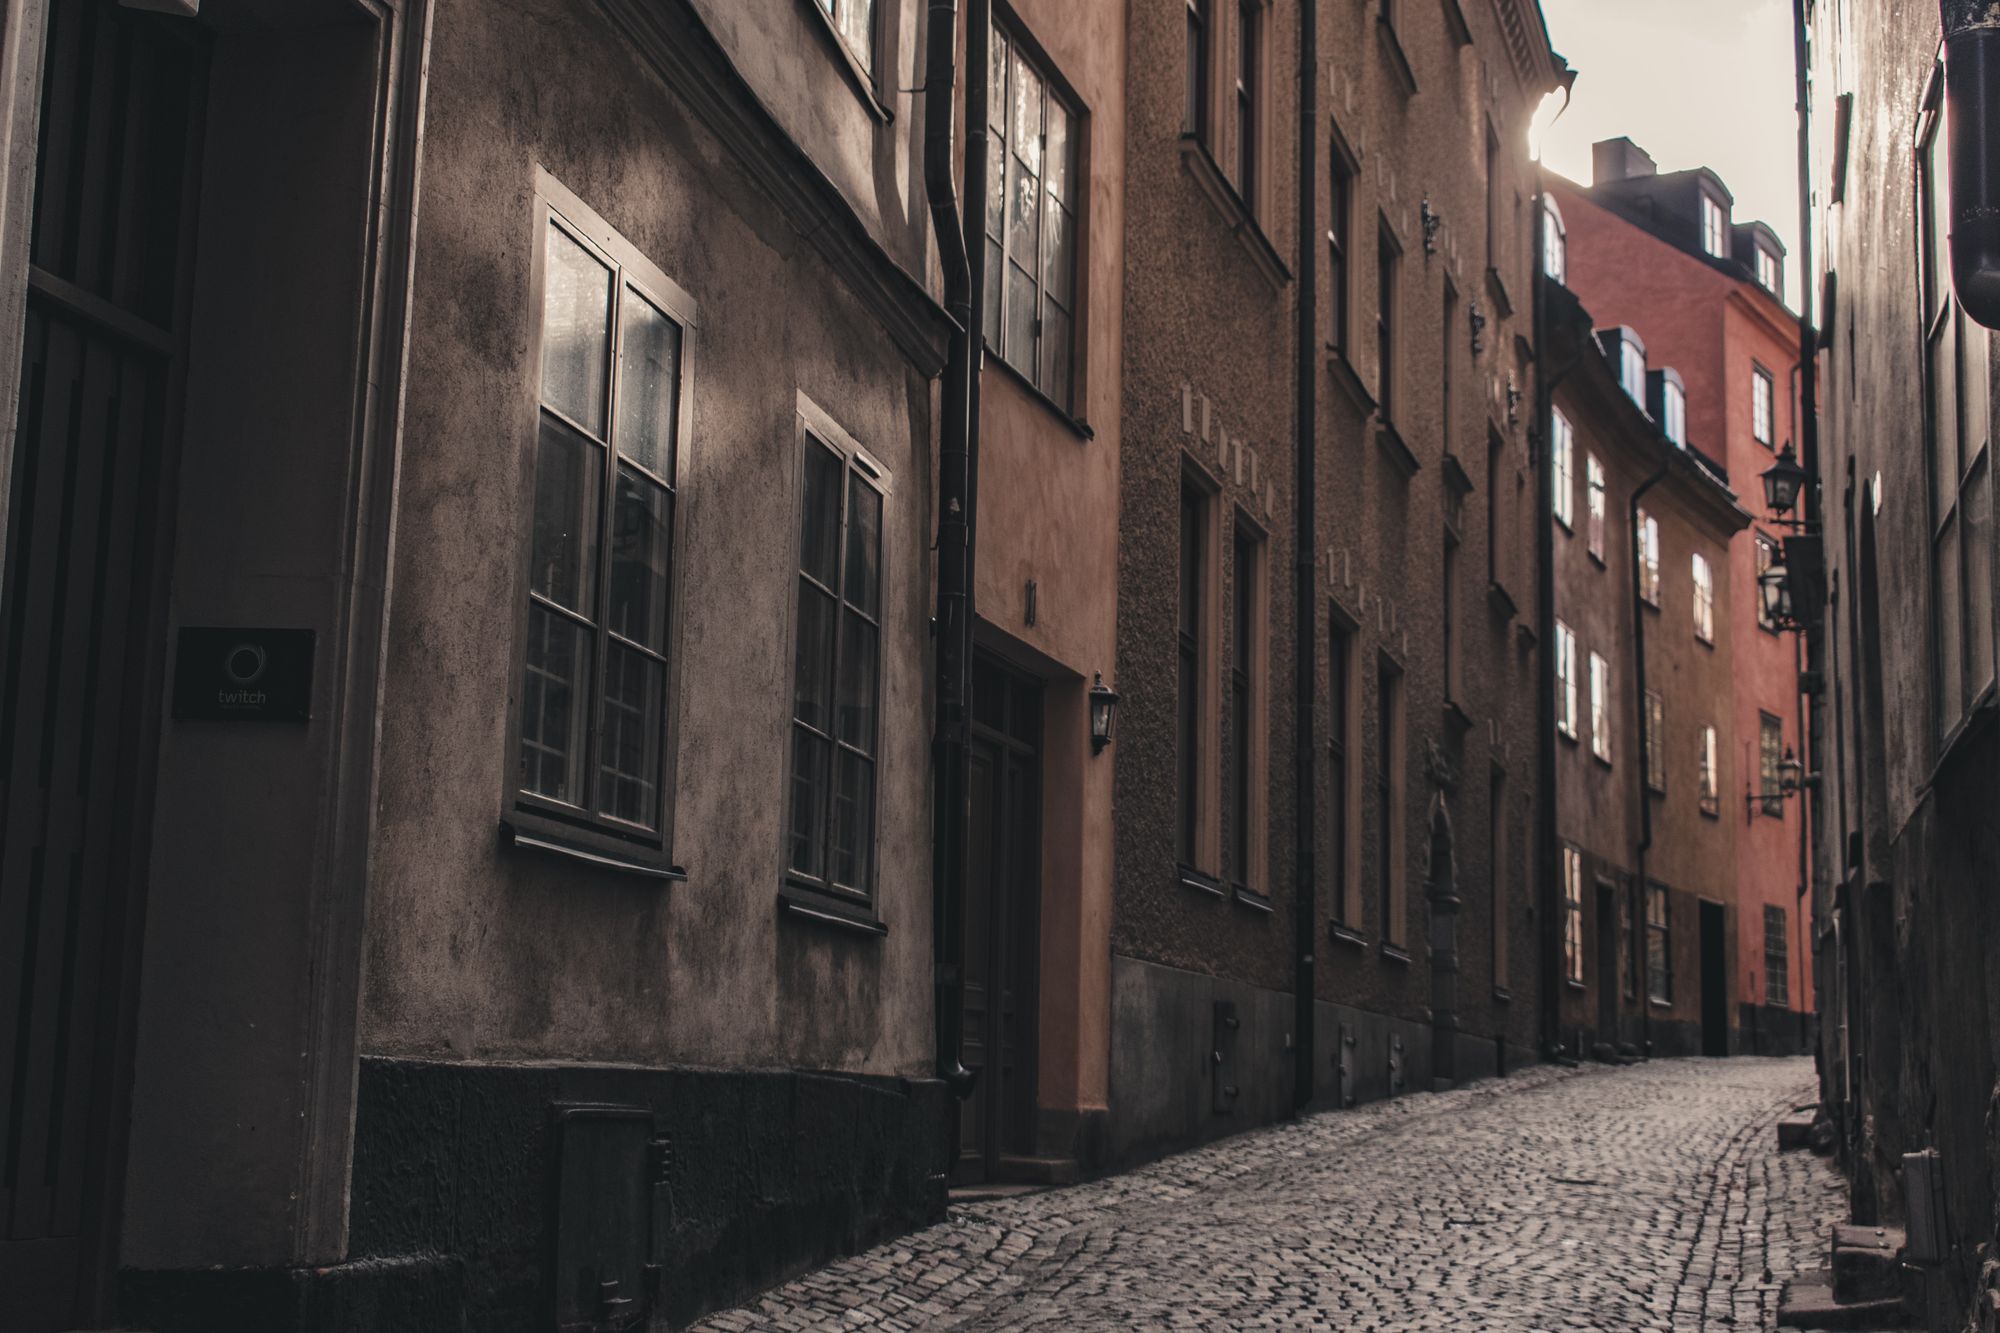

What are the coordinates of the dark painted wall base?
(1736, 1002, 1816, 1057)
(120, 1057, 949, 1332)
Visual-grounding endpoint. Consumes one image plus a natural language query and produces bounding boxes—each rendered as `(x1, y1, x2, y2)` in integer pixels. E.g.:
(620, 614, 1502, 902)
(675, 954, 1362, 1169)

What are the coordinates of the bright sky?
(1533, 0, 1804, 309)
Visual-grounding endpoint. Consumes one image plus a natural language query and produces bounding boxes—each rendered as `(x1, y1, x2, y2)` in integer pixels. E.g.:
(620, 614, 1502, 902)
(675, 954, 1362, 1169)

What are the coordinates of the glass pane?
(1046, 96, 1071, 203)
(520, 603, 592, 803)
(838, 0, 874, 67)
(1933, 319, 1960, 514)
(596, 642, 664, 827)
(1043, 199, 1075, 308)
(1040, 301, 1073, 411)
(794, 581, 837, 732)
(531, 415, 603, 614)
(1966, 319, 1993, 463)
(1011, 51, 1043, 178)
(608, 467, 670, 651)
(983, 237, 1004, 348)
(988, 29, 1009, 131)
(985, 134, 1007, 240)
(787, 726, 829, 877)
(1008, 167, 1041, 286)
(832, 750, 876, 891)
(1938, 517, 1963, 730)
(541, 222, 612, 435)
(1006, 261, 1037, 372)
(1964, 457, 1995, 702)
(844, 473, 882, 618)
(837, 611, 879, 752)
(617, 290, 682, 479)
(800, 440, 843, 588)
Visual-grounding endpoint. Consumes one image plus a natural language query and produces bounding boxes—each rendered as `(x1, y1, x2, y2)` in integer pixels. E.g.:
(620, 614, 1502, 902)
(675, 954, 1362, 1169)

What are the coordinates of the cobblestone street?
(694, 1058, 1841, 1331)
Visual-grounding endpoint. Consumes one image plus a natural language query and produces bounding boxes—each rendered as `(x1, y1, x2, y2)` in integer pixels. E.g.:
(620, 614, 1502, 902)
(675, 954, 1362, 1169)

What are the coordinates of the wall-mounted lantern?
(1088, 673, 1119, 754)
(1758, 560, 1794, 628)
(1760, 442, 1809, 518)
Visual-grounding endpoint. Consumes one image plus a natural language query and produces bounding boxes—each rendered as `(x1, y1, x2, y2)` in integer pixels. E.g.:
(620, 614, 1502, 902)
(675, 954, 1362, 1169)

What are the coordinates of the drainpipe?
(1794, 0, 1824, 1053)
(926, 0, 977, 1102)
(1532, 242, 1576, 1063)
(1939, 0, 2000, 328)
(1628, 459, 1671, 1060)
(1292, 0, 1319, 1114)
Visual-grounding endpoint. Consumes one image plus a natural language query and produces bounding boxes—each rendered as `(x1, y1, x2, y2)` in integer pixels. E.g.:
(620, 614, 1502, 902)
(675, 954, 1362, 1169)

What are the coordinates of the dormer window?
(1755, 246, 1781, 293)
(1542, 198, 1567, 284)
(1616, 332, 1646, 407)
(1700, 194, 1726, 258)
(1663, 379, 1687, 446)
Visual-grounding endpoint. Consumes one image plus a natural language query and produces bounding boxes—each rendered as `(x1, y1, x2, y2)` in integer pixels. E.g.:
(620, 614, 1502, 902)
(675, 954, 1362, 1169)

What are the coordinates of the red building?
(1548, 138, 1813, 1053)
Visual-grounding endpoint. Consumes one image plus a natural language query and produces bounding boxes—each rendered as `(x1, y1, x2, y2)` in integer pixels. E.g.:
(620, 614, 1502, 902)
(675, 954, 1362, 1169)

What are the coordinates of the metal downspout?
(1292, 0, 1319, 1114)
(1628, 460, 1671, 1060)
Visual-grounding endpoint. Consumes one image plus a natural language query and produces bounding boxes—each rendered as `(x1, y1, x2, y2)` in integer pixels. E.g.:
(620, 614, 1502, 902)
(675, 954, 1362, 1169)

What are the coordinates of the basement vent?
(551, 1103, 663, 1332)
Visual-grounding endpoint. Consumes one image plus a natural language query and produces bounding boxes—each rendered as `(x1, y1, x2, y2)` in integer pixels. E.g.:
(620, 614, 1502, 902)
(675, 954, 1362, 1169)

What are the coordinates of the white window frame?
(1589, 650, 1611, 763)
(1561, 845, 1584, 985)
(1586, 453, 1606, 560)
(1756, 246, 1780, 293)
(814, 0, 879, 81)
(1556, 621, 1578, 740)
(1692, 551, 1714, 644)
(1700, 193, 1725, 258)
(1663, 380, 1687, 447)
(1698, 722, 1720, 816)
(1620, 338, 1647, 408)
(1752, 365, 1776, 447)
(1551, 408, 1575, 529)
(1638, 509, 1661, 606)
(1543, 198, 1567, 284)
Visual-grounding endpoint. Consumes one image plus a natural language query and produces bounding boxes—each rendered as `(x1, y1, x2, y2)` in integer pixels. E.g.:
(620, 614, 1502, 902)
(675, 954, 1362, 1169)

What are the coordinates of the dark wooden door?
(1594, 882, 1619, 1047)
(956, 656, 1041, 1184)
(1700, 901, 1729, 1057)
(1, 6, 204, 1326)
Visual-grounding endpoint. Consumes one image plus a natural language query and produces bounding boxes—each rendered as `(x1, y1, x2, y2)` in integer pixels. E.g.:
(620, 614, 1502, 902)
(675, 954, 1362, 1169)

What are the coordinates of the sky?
(1533, 0, 1804, 308)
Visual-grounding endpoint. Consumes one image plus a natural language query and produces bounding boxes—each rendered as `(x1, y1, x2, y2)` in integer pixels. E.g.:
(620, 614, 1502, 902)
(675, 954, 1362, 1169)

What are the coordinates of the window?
(1551, 408, 1575, 528)
(1759, 712, 1785, 817)
(1692, 551, 1714, 643)
(1378, 223, 1399, 422)
(1756, 246, 1781, 294)
(1921, 85, 1997, 741)
(1755, 535, 1780, 631)
(1186, 0, 1211, 141)
(1485, 127, 1499, 274)
(1487, 431, 1505, 588)
(1542, 198, 1567, 284)
(1236, 0, 1260, 206)
(786, 420, 888, 903)
(1329, 618, 1360, 928)
(1561, 845, 1584, 985)
(984, 27, 1080, 412)
(1700, 193, 1725, 258)
(1443, 534, 1461, 704)
(1637, 509, 1660, 606)
(1620, 887, 1636, 1000)
(1645, 883, 1672, 1002)
(1644, 689, 1665, 792)
(1490, 768, 1509, 989)
(1378, 659, 1405, 947)
(1329, 135, 1355, 353)
(1555, 621, 1578, 740)
(1752, 365, 1775, 446)
(1442, 282, 1457, 454)
(1698, 723, 1719, 816)
(1589, 650, 1611, 763)
(1227, 521, 1264, 888)
(1620, 337, 1647, 408)
(1662, 378, 1687, 447)
(514, 182, 692, 863)
(816, 0, 876, 77)
(1177, 480, 1209, 867)
(1763, 905, 1790, 1006)
(1586, 453, 1606, 560)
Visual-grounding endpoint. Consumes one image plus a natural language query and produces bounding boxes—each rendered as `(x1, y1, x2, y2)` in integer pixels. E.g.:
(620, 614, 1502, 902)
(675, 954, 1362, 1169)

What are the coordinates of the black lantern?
(1088, 673, 1119, 754)
(1761, 442, 1809, 516)
(1758, 561, 1793, 626)
(1778, 746, 1804, 795)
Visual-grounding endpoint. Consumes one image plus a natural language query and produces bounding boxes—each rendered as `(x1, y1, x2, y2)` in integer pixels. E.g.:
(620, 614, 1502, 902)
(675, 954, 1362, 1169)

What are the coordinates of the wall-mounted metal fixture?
(1088, 673, 1119, 754)
(1024, 578, 1038, 627)
(1760, 441, 1810, 520)
(1745, 746, 1817, 818)
(1506, 373, 1522, 429)
(1939, 1, 2000, 328)
(1420, 197, 1442, 255)
(1469, 300, 1486, 355)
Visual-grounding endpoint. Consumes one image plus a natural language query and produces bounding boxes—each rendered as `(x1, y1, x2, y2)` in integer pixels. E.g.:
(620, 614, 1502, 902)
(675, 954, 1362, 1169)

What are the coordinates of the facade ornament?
(1423, 737, 1459, 793)
(1420, 197, 1442, 255)
(1469, 299, 1486, 355)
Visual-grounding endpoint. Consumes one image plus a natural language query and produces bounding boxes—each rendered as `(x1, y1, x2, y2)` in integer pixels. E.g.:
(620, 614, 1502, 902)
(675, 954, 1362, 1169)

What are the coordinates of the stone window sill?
(1178, 133, 1292, 290)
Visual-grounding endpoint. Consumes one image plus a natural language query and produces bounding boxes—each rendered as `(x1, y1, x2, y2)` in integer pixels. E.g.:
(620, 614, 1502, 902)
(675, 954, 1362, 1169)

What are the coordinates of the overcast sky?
(1534, 0, 1804, 308)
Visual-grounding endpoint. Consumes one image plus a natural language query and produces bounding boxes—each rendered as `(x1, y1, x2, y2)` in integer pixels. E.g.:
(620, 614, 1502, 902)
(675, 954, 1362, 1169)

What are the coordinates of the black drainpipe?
(1940, 0, 2000, 328)
(1292, 0, 1319, 1113)
(926, 0, 977, 1102)
(1628, 457, 1671, 1060)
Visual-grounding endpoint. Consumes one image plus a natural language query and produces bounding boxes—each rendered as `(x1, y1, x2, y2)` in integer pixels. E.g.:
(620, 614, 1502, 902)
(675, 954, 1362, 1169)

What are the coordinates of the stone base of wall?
(119, 1056, 950, 1332)
(1735, 1003, 1816, 1057)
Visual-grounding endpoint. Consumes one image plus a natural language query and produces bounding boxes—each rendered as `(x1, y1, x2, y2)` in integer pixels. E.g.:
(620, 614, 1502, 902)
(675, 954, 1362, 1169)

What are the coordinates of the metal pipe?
(1939, 0, 2000, 328)
(925, 0, 977, 1100)
(1292, 0, 1319, 1113)
(1628, 459, 1671, 1060)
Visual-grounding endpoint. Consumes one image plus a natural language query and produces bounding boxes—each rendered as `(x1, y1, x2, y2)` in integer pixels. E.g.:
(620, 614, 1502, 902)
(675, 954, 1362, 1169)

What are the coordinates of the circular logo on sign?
(223, 642, 268, 686)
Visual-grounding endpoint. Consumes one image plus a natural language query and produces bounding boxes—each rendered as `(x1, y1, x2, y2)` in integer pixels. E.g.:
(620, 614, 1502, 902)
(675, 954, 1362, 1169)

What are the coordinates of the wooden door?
(0, 5, 204, 1325)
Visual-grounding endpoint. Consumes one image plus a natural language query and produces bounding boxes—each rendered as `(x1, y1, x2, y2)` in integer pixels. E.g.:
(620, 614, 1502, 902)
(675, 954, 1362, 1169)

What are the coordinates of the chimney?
(1592, 137, 1657, 185)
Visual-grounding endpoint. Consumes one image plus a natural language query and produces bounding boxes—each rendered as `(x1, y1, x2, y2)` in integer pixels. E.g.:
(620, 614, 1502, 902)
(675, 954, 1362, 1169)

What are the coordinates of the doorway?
(0, 4, 206, 1326)
(957, 654, 1043, 1184)
(1594, 881, 1620, 1049)
(1699, 900, 1729, 1056)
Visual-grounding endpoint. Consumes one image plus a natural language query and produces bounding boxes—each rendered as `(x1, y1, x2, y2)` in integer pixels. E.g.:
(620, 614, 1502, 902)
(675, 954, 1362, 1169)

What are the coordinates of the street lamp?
(1761, 442, 1809, 518)
(1758, 560, 1793, 626)
(1778, 747, 1805, 796)
(1088, 673, 1119, 754)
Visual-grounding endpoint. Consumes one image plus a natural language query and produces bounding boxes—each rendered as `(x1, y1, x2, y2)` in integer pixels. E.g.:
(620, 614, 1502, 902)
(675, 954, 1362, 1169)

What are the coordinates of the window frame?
(1698, 722, 1720, 817)
(1755, 533, 1781, 632)
(1186, 0, 1213, 144)
(781, 398, 894, 918)
(1700, 192, 1725, 258)
(808, 0, 883, 105)
(1328, 127, 1357, 355)
(1226, 514, 1268, 894)
(1751, 364, 1776, 447)
(1663, 379, 1687, 447)
(1758, 711, 1785, 818)
(503, 169, 698, 875)
(1551, 408, 1575, 530)
(1644, 688, 1666, 793)
(1177, 473, 1218, 875)
(1692, 550, 1715, 644)
(1645, 883, 1672, 1004)
(1542, 197, 1567, 285)
(1637, 509, 1661, 607)
(1585, 452, 1606, 561)
(1378, 218, 1401, 424)
(1555, 620, 1578, 741)
(1763, 904, 1789, 1007)
(1235, 0, 1262, 212)
(1377, 654, 1407, 950)
(1561, 845, 1584, 986)
(1328, 610, 1362, 931)
(1756, 246, 1781, 294)
(1588, 649, 1611, 764)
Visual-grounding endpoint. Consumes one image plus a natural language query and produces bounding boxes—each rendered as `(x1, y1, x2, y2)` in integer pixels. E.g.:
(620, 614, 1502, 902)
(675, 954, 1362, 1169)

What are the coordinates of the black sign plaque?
(172, 627, 315, 723)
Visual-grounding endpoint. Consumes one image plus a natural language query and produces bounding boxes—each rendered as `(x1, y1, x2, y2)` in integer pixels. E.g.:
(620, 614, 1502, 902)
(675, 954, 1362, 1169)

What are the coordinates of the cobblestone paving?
(692, 1058, 1847, 1331)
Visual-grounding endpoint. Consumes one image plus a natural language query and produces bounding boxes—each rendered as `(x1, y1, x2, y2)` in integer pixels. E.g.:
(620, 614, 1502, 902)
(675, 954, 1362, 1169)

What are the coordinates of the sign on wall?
(172, 627, 314, 723)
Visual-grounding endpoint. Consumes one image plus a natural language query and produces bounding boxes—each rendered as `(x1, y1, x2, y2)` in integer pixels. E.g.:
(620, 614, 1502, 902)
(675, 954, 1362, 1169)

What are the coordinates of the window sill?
(1641, 597, 1661, 613)
(1588, 551, 1606, 569)
(799, 0, 893, 124)
(1380, 943, 1412, 965)
(984, 340, 1094, 440)
(1565, 979, 1586, 992)
(1442, 452, 1475, 496)
(1558, 729, 1579, 746)
(1699, 805, 1721, 820)
(1924, 684, 2000, 793)
(1485, 266, 1515, 320)
(1697, 635, 1715, 650)
(1758, 620, 1784, 637)
(1376, 16, 1418, 97)
(1178, 863, 1228, 898)
(1178, 133, 1292, 290)
(1440, 0, 1473, 44)
(1646, 782, 1666, 797)
(1487, 580, 1519, 620)
(1376, 419, 1420, 478)
(1591, 752, 1612, 769)
(1648, 998, 1674, 1010)
(1444, 700, 1475, 733)
(1325, 346, 1378, 417)
(1491, 986, 1512, 1004)
(1232, 883, 1275, 914)
(1329, 923, 1369, 947)
(778, 881, 888, 936)
(500, 819, 685, 883)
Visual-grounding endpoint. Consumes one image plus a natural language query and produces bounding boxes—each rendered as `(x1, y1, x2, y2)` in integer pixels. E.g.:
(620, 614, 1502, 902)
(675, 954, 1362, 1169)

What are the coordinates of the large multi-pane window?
(1637, 509, 1661, 605)
(1700, 193, 1725, 257)
(1646, 883, 1672, 1003)
(816, 0, 876, 76)
(1227, 521, 1264, 889)
(1589, 650, 1611, 763)
(1692, 551, 1714, 643)
(1185, 0, 1211, 141)
(1378, 224, 1399, 423)
(1551, 408, 1575, 528)
(984, 26, 1080, 412)
(1763, 905, 1789, 1006)
(1755, 534, 1780, 631)
(1236, 0, 1260, 206)
(786, 424, 888, 902)
(516, 186, 690, 860)
(1644, 689, 1665, 792)
(1698, 723, 1720, 816)
(1329, 619, 1358, 928)
(1555, 621, 1578, 739)
(1329, 135, 1355, 353)
(1752, 365, 1775, 446)
(1759, 712, 1785, 817)
(1561, 845, 1584, 985)
(1177, 481, 1208, 867)
(1586, 453, 1606, 560)
(1920, 85, 1997, 742)
(1378, 659, 1405, 946)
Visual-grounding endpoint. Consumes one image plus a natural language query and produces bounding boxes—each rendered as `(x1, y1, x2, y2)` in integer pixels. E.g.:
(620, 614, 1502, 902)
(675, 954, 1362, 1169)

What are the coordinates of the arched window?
(1542, 197, 1567, 284)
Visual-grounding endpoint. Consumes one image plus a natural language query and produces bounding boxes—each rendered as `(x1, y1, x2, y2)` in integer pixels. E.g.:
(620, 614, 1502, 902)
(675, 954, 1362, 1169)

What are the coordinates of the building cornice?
(599, 0, 954, 377)
(1489, 0, 1564, 95)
